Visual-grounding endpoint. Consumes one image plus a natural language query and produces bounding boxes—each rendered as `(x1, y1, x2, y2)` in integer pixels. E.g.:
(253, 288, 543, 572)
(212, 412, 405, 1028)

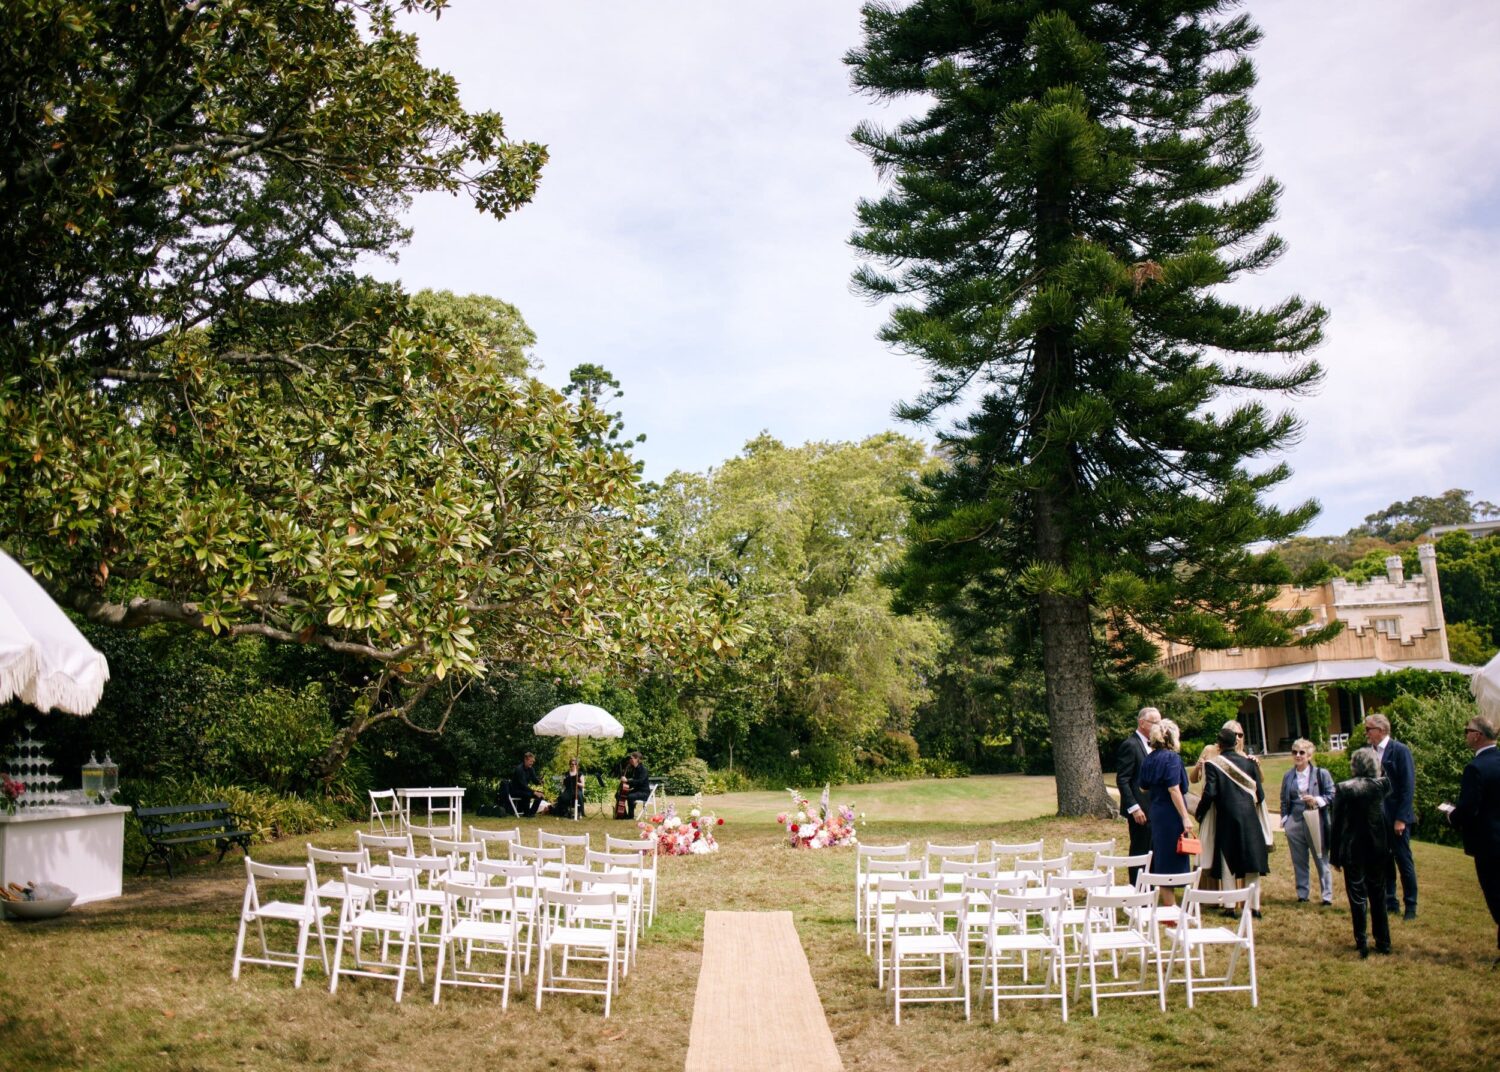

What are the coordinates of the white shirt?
(1292, 766, 1326, 809)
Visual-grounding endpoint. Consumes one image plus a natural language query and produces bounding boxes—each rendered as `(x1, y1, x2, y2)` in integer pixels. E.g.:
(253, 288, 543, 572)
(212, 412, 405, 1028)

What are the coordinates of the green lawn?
(2, 774, 1496, 1072)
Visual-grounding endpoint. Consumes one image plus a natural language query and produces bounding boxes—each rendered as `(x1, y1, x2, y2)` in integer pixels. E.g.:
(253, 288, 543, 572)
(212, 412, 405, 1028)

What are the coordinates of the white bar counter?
(0, 804, 130, 905)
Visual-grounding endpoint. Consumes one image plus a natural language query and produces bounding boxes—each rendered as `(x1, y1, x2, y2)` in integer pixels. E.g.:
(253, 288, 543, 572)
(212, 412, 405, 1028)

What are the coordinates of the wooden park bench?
(134, 802, 252, 878)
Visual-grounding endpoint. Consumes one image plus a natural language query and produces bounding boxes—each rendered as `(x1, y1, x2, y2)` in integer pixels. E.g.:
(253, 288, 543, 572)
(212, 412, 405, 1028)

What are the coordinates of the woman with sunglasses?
(1279, 738, 1335, 905)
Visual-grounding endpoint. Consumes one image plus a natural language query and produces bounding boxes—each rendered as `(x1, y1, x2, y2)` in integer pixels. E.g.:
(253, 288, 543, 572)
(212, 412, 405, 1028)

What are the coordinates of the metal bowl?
(2, 894, 76, 920)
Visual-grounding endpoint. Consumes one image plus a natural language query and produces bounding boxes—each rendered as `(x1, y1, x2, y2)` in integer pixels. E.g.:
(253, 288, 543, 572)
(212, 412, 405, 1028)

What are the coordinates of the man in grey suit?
(1117, 706, 1161, 884)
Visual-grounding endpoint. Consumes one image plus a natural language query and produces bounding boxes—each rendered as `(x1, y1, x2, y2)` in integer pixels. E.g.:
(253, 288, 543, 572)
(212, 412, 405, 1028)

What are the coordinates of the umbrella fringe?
(19, 658, 110, 716)
(0, 649, 42, 707)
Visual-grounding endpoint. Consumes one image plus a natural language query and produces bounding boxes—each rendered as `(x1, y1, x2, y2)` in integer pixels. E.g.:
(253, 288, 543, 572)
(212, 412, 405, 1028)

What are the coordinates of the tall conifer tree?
(849, 1, 1330, 814)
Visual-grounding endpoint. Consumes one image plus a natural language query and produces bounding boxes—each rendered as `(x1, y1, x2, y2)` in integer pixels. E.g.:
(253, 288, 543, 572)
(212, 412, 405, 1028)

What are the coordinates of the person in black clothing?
(507, 752, 545, 818)
(1445, 713, 1500, 965)
(616, 751, 651, 819)
(555, 756, 586, 820)
(1331, 746, 1393, 958)
(1117, 706, 1161, 884)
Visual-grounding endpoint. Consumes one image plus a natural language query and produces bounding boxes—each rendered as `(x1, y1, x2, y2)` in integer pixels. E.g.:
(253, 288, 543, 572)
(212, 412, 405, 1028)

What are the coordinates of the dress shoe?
(1321, 900, 1334, 907)
(1297, 897, 1309, 903)
(1403, 907, 1417, 921)
(1375, 945, 1392, 955)
(1357, 945, 1370, 959)
(1251, 909, 1263, 920)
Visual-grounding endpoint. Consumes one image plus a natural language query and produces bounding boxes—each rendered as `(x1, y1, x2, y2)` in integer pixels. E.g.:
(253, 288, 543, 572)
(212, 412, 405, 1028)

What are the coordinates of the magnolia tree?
(0, 1, 740, 778)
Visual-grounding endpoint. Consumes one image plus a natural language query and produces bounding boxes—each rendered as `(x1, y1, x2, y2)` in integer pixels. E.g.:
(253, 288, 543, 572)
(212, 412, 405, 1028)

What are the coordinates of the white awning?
(1174, 657, 1479, 695)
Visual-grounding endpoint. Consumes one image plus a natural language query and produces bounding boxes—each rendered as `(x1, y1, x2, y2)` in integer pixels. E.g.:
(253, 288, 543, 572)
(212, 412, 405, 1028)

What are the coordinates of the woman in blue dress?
(1138, 719, 1198, 907)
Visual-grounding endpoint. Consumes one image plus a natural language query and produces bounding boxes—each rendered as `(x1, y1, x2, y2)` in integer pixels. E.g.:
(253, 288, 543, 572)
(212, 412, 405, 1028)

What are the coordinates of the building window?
(1372, 616, 1401, 638)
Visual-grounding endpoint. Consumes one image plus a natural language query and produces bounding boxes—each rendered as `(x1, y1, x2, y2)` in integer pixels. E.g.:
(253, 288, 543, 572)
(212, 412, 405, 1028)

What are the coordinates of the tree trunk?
(309, 724, 363, 786)
(1034, 485, 1114, 817)
(1037, 589, 1113, 815)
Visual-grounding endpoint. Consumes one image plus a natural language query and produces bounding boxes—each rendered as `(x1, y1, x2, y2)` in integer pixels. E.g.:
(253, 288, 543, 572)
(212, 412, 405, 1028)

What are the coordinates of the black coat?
(621, 761, 650, 795)
(1116, 734, 1150, 818)
(1448, 746, 1500, 862)
(1330, 775, 1392, 869)
(1195, 752, 1268, 877)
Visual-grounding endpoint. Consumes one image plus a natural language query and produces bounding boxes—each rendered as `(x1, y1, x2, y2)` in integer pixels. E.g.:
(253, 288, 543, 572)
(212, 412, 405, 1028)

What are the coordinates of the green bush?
(919, 757, 969, 779)
(702, 767, 757, 794)
(664, 756, 711, 795)
(877, 730, 921, 766)
(1180, 739, 1207, 765)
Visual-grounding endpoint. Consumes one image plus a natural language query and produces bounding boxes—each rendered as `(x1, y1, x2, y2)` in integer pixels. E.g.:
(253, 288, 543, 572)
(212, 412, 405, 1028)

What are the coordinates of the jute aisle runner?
(684, 910, 844, 1072)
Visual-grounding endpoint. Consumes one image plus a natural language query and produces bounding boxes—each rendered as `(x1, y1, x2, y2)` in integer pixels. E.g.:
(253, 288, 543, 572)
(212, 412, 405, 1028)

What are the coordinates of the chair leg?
(293, 920, 310, 989)
(330, 928, 346, 994)
(231, 915, 249, 980)
(433, 935, 447, 1005)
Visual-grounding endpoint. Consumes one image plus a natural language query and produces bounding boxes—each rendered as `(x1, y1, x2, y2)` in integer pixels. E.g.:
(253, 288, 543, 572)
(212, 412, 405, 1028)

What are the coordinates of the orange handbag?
(1177, 832, 1202, 855)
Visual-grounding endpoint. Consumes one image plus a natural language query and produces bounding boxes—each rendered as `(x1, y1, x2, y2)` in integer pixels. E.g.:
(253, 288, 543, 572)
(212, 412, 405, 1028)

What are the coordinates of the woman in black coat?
(1330, 746, 1393, 957)
(1195, 725, 1269, 914)
(554, 756, 585, 820)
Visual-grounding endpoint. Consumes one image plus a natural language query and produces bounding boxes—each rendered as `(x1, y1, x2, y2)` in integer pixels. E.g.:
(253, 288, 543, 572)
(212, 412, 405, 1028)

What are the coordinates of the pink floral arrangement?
(777, 788, 858, 848)
(1, 773, 24, 815)
(638, 796, 721, 856)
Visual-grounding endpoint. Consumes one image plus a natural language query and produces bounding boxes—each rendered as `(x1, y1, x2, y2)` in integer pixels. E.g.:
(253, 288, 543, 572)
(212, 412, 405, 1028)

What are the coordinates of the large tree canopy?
(0, 1, 737, 776)
(850, 1, 1332, 813)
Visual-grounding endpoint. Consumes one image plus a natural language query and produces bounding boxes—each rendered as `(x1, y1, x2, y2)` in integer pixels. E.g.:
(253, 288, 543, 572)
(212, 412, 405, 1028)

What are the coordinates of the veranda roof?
(1174, 657, 1478, 695)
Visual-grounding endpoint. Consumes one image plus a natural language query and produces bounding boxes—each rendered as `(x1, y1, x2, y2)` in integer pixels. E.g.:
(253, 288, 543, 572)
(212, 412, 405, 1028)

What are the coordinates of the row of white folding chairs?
(351, 826, 660, 925)
(871, 871, 1257, 1024)
(855, 838, 1120, 934)
(234, 850, 649, 1014)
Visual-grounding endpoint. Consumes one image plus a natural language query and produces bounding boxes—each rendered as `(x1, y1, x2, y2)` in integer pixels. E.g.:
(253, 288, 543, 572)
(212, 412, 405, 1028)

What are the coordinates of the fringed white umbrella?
(0, 549, 109, 714)
(1473, 651, 1500, 722)
(533, 703, 624, 819)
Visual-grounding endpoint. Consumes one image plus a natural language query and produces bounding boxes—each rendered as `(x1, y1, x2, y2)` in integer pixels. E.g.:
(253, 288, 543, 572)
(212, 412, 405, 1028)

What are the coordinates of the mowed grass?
(2, 774, 1497, 1072)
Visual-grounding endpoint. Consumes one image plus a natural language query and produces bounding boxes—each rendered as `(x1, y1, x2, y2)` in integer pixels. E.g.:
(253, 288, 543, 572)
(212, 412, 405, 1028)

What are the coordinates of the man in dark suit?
(507, 752, 544, 818)
(616, 751, 651, 819)
(1117, 706, 1161, 883)
(1364, 713, 1418, 919)
(1446, 713, 1500, 965)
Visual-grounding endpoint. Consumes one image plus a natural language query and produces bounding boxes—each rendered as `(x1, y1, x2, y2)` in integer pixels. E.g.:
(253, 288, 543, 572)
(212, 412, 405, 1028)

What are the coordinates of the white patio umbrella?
(0, 549, 110, 715)
(1473, 651, 1500, 721)
(533, 703, 624, 819)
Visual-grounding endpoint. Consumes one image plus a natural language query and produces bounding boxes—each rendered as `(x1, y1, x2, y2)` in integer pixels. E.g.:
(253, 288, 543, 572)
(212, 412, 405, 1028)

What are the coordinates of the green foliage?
(663, 757, 711, 796)
(1370, 692, 1474, 847)
(1447, 620, 1497, 666)
(651, 434, 944, 783)
(877, 730, 921, 766)
(1432, 531, 1500, 654)
(853, 3, 1328, 814)
(1304, 686, 1331, 750)
(1353, 489, 1499, 543)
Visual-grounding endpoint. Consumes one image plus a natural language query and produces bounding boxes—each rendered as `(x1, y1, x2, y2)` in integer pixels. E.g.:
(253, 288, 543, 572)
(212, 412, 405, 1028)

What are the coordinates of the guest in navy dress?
(1139, 719, 1197, 906)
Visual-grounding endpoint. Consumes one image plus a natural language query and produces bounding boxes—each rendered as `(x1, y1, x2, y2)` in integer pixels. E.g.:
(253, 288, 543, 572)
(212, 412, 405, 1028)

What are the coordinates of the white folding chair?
(863, 859, 925, 957)
(368, 789, 399, 834)
(1046, 871, 1110, 969)
(1165, 885, 1259, 1008)
(1060, 838, 1116, 874)
(470, 825, 522, 859)
(231, 857, 330, 989)
(356, 830, 414, 879)
(872, 875, 941, 989)
(388, 852, 452, 955)
(1139, 868, 1202, 954)
(539, 830, 591, 866)
(1016, 855, 1070, 888)
(432, 880, 524, 1008)
(889, 894, 969, 1025)
(938, 860, 995, 953)
(1074, 889, 1164, 1016)
(979, 889, 1070, 1022)
(989, 838, 1045, 873)
(535, 888, 622, 1017)
(924, 842, 979, 883)
(330, 869, 424, 1001)
(431, 836, 483, 884)
(410, 823, 457, 853)
(855, 843, 912, 935)
(566, 865, 641, 976)
(604, 835, 659, 925)
(585, 848, 650, 948)
(510, 842, 568, 884)
(307, 844, 368, 911)
(1095, 851, 1152, 897)
(475, 858, 539, 975)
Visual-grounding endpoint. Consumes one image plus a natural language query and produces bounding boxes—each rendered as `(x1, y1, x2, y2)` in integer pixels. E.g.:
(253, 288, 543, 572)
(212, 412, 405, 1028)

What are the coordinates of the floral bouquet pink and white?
(777, 787, 858, 849)
(638, 796, 722, 856)
(0, 773, 24, 815)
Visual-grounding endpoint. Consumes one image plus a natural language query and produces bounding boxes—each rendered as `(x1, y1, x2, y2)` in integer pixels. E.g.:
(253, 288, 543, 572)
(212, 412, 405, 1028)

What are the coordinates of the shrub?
(702, 767, 757, 794)
(664, 756, 711, 795)
(919, 757, 969, 779)
(877, 730, 921, 766)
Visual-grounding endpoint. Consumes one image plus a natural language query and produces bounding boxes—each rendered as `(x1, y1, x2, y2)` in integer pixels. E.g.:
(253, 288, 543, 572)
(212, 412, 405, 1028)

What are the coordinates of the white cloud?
(367, 0, 1500, 531)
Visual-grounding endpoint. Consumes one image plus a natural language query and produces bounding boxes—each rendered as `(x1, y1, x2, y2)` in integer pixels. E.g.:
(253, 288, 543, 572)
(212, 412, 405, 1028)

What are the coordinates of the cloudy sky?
(367, 1, 1500, 535)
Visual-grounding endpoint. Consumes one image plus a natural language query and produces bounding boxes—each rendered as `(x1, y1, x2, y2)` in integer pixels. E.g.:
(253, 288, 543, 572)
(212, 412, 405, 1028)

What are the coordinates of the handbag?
(1177, 832, 1202, 855)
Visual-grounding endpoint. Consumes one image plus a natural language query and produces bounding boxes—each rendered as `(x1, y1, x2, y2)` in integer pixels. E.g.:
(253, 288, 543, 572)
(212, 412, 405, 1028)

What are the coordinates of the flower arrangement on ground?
(777, 787, 858, 848)
(638, 796, 722, 856)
